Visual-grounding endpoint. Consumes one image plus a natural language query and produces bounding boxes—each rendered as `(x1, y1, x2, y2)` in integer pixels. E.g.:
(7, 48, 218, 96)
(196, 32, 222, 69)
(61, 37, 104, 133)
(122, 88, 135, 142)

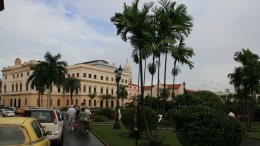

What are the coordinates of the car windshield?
(0, 126, 25, 145)
(3, 109, 11, 111)
(25, 110, 52, 123)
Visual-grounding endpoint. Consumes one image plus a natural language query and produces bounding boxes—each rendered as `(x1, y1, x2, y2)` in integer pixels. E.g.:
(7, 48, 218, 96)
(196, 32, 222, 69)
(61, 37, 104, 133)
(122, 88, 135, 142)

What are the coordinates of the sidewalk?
(62, 121, 105, 146)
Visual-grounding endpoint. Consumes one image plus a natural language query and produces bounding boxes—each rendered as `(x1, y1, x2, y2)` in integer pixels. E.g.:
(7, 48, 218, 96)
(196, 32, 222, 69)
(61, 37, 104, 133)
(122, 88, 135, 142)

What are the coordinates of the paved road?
(62, 122, 105, 146)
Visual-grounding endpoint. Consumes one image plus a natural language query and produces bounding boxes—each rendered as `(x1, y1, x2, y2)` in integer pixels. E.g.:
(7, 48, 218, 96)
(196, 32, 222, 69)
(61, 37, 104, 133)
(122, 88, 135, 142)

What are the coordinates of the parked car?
(0, 108, 15, 117)
(24, 107, 64, 146)
(0, 117, 50, 146)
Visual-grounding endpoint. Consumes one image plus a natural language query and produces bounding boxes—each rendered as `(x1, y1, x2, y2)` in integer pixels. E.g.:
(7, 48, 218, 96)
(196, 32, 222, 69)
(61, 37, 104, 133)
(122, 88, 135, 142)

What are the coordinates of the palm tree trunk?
(144, 59, 147, 87)
(70, 92, 73, 105)
(151, 54, 155, 97)
(157, 54, 161, 112)
(48, 85, 51, 107)
(163, 53, 168, 114)
(172, 60, 177, 101)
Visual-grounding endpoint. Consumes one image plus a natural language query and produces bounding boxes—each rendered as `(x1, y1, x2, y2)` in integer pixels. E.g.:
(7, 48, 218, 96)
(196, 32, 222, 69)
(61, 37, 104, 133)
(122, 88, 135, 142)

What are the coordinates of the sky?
(0, 0, 260, 92)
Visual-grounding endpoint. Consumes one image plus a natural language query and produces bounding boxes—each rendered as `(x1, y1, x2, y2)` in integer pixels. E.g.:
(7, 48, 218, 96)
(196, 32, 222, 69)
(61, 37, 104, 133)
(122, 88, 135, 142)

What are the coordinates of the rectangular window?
(72, 74, 75, 77)
(17, 74, 19, 78)
(58, 87, 60, 93)
(5, 76, 7, 79)
(21, 73, 23, 78)
(89, 100, 91, 107)
(94, 87, 96, 93)
(13, 75, 15, 79)
(27, 71, 30, 76)
(89, 74, 92, 78)
(68, 74, 70, 78)
(83, 86, 86, 92)
(94, 100, 96, 107)
(106, 77, 109, 81)
(101, 88, 103, 94)
(89, 87, 91, 93)
(100, 76, 103, 80)
(83, 73, 86, 77)
(77, 73, 79, 77)
(111, 89, 114, 95)
(94, 75, 97, 79)
(111, 77, 114, 82)
(106, 89, 109, 94)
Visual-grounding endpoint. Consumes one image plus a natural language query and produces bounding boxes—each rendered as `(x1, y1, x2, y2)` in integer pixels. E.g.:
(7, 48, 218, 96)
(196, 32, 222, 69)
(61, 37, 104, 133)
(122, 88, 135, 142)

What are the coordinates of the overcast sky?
(0, 0, 260, 92)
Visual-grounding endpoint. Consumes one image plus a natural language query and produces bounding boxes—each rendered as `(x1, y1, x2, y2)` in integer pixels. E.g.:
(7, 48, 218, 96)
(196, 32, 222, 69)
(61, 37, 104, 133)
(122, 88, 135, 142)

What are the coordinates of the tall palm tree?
(148, 62, 156, 96)
(40, 52, 67, 107)
(111, 0, 155, 138)
(171, 38, 194, 99)
(27, 64, 46, 107)
(228, 48, 260, 130)
(63, 77, 81, 105)
(171, 66, 181, 99)
(118, 85, 128, 108)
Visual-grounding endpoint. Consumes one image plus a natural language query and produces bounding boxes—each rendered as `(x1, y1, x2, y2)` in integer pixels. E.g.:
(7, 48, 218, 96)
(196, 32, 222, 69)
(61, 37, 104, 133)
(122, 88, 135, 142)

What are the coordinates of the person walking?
(79, 107, 89, 134)
(67, 105, 76, 130)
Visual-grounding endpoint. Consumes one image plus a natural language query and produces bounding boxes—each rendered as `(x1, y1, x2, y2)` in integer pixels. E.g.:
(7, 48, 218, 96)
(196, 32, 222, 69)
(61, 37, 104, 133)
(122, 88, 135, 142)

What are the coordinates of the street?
(61, 121, 105, 146)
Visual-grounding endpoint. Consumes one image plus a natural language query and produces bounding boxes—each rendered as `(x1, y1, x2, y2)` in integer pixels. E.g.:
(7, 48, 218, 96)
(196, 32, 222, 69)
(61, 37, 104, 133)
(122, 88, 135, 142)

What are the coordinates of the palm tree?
(38, 52, 67, 107)
(171, 66, 181, 99)
(63, 77, 81, 105)
(171, 38, 194, 99)
(228, 48, 260, 130)
(27, 64, 46, 107)
(118, 85, 128, 108)
(148, 62, 156, 96)
(100, 94, 114, 107)
(88, 93, 96, 108)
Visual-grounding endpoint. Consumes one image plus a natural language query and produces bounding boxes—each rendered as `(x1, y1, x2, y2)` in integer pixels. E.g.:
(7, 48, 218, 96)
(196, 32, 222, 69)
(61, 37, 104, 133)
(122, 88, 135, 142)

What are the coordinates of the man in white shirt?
(67, 105, 76, 129)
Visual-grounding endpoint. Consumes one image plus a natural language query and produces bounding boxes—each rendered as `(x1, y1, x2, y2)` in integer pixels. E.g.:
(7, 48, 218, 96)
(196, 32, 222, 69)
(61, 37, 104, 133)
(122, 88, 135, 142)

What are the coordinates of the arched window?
(111, 100, 114, 108)
(89, 100, 91, 107)
(94, 100, 96, 107)
(18, 98, 21, 107)
(10, 99, 13, 107)
(16, 83, 18, 92)
(25, 98, 27, 106)
(20, 83, 22, 91)
(100, 100, 103, 107)
(76, 99, 78, 105)
(67, 99, 69, 106)
(14, 98, 17, 107)
(4, 84, 6, 92)
(12, 84, 14, 92)
(83, 99, 86, 105)
(57, 99, 60, 106)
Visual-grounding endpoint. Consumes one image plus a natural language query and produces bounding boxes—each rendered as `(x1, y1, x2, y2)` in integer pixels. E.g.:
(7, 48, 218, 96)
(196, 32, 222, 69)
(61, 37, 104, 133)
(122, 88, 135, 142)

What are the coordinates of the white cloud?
(0, 0, 260, 92)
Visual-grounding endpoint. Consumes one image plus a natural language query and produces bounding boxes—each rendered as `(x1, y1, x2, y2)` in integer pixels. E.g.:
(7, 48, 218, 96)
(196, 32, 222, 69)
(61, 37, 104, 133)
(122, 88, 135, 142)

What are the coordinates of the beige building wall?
(1, 58, 133, 109)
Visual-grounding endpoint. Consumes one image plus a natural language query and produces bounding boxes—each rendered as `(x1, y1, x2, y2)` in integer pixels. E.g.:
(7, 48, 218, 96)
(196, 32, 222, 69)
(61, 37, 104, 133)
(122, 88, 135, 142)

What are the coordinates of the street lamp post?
(114, 65, 123, 129)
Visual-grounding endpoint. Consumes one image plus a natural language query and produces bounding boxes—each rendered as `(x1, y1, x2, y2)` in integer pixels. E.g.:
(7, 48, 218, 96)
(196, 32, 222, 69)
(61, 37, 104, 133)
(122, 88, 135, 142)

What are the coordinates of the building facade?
(1, 58, 133, 109)
(143, 83, 184, 101)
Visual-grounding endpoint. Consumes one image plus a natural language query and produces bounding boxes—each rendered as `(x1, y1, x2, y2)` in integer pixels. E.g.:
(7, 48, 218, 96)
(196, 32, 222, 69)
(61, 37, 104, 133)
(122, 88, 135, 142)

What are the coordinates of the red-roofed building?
(143, 83, 185, 101)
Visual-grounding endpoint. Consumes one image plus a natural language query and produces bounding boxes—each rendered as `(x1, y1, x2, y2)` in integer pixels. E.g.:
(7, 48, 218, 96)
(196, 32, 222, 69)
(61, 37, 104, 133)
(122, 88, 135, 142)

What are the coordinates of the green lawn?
(245, 122, 260, 140)
(91, 125, 181, 146)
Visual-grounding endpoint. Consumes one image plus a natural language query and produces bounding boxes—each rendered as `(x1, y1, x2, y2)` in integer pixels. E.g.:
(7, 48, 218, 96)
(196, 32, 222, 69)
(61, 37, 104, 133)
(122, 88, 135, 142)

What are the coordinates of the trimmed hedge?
(173, 105, 244, 146)
(121, 106, 158, 137)
(93, 115, 109, 122)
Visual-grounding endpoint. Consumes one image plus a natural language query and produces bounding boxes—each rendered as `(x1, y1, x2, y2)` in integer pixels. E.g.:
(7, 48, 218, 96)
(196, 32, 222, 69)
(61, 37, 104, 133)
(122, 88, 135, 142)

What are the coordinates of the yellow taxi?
(0, 117, 50, 146)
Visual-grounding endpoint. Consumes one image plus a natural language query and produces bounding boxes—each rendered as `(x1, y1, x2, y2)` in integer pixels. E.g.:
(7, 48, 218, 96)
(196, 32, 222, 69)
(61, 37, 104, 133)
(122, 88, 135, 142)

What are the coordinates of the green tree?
(118, 85, 128, 108)
(63, 77, 81, 105)
(171, 66, 181, 99)
(27, 64, 46, 107)
(228, 48, 260, 130)
(30, 52, 67, 107)
(148, 62, 156, 96)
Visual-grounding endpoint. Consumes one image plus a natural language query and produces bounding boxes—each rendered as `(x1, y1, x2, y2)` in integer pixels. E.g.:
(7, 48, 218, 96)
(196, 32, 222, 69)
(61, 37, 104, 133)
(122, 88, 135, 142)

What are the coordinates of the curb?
(90, 129, 110, 146)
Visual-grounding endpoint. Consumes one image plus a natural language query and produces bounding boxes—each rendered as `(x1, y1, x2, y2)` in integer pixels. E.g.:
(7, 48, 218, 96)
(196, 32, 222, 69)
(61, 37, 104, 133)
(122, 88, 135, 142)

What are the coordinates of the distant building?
(1, 58, 133, 108)
(215, 89, 236, 102)
(143, 83, 185, 100)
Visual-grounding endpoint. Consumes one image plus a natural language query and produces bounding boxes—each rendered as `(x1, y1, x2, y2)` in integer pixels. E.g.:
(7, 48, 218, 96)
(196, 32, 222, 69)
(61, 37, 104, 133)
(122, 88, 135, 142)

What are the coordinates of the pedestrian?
(79, 107, 89, 134)
(85, 106, 92, 130)
(67, 105, 76, 130)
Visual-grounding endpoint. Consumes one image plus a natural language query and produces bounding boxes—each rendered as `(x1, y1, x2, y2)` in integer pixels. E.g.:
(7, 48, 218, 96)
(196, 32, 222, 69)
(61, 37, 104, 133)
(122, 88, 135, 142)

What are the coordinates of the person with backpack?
(79, 107, 89, 134)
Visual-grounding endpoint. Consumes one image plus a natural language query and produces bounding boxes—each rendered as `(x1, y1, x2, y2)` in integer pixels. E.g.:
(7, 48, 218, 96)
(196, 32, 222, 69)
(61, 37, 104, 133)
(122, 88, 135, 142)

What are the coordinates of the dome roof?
(123, 59, 132, 73)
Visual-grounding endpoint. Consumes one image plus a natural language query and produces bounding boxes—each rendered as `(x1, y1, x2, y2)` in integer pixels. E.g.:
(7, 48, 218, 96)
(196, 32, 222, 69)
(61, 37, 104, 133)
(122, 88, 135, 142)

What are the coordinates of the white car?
(0, 109, 15, 117)
(24, 108, 64, 146)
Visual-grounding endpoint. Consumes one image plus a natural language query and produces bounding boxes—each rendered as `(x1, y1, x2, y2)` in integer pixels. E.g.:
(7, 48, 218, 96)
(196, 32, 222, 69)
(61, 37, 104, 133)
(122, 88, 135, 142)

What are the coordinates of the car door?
(31, 120, 50, 146)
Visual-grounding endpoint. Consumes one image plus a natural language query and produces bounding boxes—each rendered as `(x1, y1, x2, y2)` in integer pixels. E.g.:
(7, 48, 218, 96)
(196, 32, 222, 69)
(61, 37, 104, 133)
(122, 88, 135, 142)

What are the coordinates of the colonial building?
(144, 83, 185, 101)
(1, 58, 133, 108)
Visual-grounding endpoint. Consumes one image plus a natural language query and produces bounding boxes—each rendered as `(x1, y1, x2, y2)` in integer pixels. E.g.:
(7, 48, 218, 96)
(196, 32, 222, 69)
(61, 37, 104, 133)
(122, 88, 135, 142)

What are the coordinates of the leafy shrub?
(173, 105, 244, 146)
(98, 108, 113, 119)
(93, 115, 109, 122)
(121, 106, 158, 137)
